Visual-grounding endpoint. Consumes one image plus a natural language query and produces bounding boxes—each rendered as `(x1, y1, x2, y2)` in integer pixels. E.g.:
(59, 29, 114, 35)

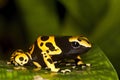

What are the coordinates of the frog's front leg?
(75, 56, 91, 68)
(41, 52, 60, 72)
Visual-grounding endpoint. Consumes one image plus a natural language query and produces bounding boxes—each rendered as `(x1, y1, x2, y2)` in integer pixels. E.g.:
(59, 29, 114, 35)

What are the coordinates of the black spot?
(19, 57, 24, 61)
(46, 50, 49, 53)
(45, 42, 55, 51)
(40, 43, 43, 46)
(25, 59, 27, 62)
(42, 52, 47, 57)
(43, 53, 46, 55)
(41, 36, 49, 41)
(21, 62, 23, 64)
(47, 59, 53, 64)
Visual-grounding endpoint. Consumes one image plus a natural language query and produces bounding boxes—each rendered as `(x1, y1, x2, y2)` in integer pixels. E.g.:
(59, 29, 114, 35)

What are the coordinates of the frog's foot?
(51, 68, 60, 72)
(72, 63, 91, 70)
(78, 63, 91, 69)
(60, 69, 71, 74)
(7, 61, 11, 65)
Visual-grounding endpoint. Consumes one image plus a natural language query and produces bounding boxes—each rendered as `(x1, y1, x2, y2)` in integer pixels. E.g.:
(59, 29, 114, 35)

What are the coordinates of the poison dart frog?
(8, 36, 92, 72)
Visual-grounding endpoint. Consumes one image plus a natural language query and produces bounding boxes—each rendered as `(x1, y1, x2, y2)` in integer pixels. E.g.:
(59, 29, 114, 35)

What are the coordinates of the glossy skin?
(9, 36, 92, 72)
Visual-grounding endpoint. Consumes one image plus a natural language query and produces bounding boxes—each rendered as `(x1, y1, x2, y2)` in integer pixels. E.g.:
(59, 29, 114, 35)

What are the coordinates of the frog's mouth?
(66, 46, 91, 57)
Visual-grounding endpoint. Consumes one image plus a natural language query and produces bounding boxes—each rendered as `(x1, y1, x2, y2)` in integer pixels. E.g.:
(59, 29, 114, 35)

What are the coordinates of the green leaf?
(89, 0, 120, 76)
(81, 45, 119, 80)
(0, 45, 118, 80)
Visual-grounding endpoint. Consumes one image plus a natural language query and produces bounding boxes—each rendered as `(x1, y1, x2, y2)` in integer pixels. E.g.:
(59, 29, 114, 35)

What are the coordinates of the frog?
(8, 36, 92, 72)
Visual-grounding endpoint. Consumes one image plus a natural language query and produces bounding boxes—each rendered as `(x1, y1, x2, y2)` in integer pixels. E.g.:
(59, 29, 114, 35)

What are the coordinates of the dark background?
(0, 0, 120, 78)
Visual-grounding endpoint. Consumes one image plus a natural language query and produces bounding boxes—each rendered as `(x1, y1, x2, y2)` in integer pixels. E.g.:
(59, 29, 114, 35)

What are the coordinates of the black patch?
(25, 59, 27, 62)
(40, 43, 43, 46)
(45, 42, 55, 51)
(30, 41, 46, 67)
(47, 59, 53, 64)
(52, 36, 72, 61)
(41, 36, 49, 41)
(19, 57, 24, 61)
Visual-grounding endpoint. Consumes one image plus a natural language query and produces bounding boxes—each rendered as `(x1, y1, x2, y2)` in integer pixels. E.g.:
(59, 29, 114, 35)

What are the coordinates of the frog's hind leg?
(41, 52, 60, 72)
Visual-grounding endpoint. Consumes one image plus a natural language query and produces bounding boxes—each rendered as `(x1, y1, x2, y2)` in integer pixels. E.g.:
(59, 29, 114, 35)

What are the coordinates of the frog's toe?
(86, 63, 91, 67)
(60, 69, 71, 74)
(51, 68, 60, 72)
(80, 63, 91, 69)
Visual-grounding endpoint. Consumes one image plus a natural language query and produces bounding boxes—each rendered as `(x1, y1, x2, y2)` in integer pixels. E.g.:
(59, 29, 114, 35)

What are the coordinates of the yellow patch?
(77, 56, 82, 60)
(77, 61, 83, 65)
(15, 53, 29, 66)
(80, 40, 91, 47)
(33, 61, 41, 68)
(37, 36, 62, 55)
(41, 52, 60, 72)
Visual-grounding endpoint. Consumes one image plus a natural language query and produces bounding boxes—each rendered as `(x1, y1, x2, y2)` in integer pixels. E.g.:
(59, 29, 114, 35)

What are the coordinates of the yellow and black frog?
(8, 36, 92, 72)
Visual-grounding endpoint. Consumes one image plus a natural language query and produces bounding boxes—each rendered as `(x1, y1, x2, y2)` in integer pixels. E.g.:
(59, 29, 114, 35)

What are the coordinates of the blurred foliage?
(0, 0, 120, 78)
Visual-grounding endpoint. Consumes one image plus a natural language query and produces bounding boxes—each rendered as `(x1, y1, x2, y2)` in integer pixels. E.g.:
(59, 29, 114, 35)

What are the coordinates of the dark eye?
(71, 42, 80, 48)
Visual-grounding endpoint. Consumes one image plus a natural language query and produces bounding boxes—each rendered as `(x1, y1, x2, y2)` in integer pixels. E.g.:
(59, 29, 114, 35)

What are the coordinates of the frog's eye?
(71, 42, 80, 48)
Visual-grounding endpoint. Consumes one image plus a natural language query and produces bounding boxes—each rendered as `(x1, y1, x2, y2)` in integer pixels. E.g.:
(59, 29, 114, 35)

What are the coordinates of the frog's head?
(10, 49, 31, 66)
(67, 36, 92, 56)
